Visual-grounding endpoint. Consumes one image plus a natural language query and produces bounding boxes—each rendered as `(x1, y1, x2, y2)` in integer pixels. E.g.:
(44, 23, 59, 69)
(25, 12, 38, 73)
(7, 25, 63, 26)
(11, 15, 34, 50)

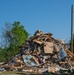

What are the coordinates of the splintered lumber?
(32, 56, 39, 65)
(1, 30, 74, 74)
(33, 40, 43, 44)
(65, 49, 74, 62)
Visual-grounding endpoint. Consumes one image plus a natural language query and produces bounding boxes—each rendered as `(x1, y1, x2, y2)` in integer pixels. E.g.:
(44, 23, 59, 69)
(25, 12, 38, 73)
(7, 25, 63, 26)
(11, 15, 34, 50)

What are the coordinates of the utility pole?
(71, 5, 74, 53)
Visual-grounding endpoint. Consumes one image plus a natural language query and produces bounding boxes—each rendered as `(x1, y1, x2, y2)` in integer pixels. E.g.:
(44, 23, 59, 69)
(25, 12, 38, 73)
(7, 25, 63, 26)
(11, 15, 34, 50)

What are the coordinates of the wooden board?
(44, 42, 54, 54)
(65, 49, 74, 62)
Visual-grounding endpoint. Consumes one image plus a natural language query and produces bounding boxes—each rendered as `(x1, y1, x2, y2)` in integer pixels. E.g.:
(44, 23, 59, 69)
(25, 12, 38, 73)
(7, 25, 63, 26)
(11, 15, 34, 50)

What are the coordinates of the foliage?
(0, 22, 28, 62)
(0, 47, 4, 62)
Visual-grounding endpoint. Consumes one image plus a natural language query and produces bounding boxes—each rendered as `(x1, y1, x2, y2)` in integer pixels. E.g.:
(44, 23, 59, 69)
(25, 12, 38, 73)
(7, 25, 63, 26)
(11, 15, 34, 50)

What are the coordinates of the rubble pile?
(0, 30, 74, 74)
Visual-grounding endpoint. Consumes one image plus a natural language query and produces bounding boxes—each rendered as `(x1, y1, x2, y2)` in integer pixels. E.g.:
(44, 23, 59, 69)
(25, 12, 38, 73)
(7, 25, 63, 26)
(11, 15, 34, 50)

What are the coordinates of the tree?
(0, 47, 4, 62)
(1, 22, 29, 61)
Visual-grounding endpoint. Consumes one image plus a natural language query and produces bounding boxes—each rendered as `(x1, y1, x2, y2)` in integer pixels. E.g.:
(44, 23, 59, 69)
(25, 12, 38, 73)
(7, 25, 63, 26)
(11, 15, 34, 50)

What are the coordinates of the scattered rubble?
(0, 30, 74, 74)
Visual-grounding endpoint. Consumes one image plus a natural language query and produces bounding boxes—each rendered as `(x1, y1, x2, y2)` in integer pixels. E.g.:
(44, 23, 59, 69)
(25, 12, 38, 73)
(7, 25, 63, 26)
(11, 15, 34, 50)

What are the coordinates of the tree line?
(0, 21, 74, 62)
(0, 22, 29, 62)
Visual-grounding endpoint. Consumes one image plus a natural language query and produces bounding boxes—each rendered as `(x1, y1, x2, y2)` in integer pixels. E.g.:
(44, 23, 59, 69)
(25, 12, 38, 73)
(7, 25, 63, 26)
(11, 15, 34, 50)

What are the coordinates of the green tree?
(1, 22, 28, 61)
(0, 47, 3, 62)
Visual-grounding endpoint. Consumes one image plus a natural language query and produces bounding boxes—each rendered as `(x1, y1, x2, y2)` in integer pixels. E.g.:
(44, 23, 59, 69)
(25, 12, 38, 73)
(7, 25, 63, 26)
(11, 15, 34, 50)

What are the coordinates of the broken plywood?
(44, 42, 54, 54)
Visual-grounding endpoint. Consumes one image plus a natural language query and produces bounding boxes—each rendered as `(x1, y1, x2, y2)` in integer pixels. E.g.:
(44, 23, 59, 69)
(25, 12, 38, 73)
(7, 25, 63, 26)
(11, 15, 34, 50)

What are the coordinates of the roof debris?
(0, 30, 74, 74)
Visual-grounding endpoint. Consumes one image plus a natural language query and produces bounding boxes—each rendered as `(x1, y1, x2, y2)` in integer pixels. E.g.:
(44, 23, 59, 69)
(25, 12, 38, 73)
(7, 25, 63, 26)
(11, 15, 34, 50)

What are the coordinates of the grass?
(0, 71, 74, 75)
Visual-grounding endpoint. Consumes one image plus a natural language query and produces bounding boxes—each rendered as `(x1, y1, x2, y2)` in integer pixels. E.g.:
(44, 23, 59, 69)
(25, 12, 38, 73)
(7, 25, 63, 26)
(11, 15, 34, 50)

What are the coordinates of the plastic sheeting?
(58, 47, 67, 60)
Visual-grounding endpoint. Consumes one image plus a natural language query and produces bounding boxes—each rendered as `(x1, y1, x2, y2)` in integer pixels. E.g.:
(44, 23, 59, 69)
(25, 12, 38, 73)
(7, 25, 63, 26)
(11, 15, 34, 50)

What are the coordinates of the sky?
(0, 0, 74, 42)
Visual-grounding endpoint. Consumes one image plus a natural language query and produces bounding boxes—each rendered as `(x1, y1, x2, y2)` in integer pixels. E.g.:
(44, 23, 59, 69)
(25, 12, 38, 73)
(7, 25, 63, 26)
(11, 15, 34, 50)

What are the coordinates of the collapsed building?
(0, 30, 74, 74)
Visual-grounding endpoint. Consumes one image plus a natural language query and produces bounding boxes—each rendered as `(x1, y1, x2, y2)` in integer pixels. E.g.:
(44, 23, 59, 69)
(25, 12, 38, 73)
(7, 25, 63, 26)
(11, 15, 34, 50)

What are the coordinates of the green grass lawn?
(0, 71, 74, 75)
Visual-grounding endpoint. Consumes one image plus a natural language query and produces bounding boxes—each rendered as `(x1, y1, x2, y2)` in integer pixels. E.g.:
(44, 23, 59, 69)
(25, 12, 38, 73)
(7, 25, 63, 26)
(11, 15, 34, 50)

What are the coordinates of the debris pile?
(0, 30, 74, 74)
